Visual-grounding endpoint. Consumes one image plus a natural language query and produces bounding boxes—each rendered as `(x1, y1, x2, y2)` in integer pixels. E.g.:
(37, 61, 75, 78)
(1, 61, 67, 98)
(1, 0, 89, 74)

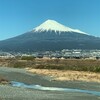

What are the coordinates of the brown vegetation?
(0, 76, 9, 84)
(0, 57, 100, 83)
(0, 58, 100, 72)
(9, 58, 100, 72)
(28, 68, 100, 83)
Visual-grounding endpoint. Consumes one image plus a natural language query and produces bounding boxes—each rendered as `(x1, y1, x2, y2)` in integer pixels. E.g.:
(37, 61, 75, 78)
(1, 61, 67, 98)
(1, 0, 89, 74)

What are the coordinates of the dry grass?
(1, 58, 100, 72)
(27, 68, 100, 83)
(0, 76, 9, 84)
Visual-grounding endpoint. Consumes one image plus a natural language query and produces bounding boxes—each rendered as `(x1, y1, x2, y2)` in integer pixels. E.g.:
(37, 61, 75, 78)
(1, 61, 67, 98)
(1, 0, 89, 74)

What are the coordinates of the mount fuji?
(34, 20, 86, 34)
(0, 19, 100, 52)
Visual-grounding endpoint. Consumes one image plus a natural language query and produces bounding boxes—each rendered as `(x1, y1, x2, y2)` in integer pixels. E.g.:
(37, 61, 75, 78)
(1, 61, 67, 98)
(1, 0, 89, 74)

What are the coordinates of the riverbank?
(0, 67, 100, 100)
(28, 68, 100, 83)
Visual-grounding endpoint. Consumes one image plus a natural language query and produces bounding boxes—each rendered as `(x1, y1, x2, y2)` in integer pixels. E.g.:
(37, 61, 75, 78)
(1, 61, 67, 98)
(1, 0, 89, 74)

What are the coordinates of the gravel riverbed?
(0, 67, 100, 100)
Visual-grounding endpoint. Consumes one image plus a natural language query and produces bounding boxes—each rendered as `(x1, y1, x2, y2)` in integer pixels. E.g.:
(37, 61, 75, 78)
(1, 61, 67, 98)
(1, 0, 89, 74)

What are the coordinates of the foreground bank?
(0, 67, 100, 100)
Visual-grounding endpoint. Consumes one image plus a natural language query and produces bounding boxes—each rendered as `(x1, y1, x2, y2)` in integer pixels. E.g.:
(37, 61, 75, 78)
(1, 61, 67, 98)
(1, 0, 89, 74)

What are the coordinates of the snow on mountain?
(34, 19, 87, 34)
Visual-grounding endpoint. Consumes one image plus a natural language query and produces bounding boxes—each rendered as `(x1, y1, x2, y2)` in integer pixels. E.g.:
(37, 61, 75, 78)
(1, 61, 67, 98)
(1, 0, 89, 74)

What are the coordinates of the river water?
(11, 81, 100, 96)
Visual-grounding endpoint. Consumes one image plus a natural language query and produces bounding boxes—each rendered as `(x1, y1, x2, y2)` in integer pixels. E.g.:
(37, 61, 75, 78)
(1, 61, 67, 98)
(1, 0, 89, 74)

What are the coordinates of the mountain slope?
(0, 20, 100, 52)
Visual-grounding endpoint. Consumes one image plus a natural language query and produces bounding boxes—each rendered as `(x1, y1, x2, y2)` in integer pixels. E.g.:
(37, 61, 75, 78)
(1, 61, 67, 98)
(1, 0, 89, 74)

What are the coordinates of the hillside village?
(0, 49, 100, 59)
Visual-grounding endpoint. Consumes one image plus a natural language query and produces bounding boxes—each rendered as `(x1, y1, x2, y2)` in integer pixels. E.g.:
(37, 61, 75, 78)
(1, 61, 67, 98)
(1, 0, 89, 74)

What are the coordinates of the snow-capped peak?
(34, 19, 87, 34)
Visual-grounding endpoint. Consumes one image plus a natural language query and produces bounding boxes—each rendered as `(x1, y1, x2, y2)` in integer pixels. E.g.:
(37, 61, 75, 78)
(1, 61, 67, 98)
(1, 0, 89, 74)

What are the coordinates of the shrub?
(21, 56, 35, 60)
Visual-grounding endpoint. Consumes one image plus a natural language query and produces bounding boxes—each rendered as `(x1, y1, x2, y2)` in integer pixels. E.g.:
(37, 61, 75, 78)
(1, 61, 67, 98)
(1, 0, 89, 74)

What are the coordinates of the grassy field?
(0, 58, 100, 82)
(0, 58, 100, 72)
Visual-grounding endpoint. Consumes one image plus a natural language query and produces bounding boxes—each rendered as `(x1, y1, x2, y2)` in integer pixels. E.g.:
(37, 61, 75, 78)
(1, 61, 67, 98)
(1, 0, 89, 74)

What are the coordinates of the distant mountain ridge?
(0, 19, 100, 52)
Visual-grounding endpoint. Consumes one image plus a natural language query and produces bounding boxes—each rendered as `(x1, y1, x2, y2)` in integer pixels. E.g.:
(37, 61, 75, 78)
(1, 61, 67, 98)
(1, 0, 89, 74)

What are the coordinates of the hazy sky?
(0, 0, 100, 40)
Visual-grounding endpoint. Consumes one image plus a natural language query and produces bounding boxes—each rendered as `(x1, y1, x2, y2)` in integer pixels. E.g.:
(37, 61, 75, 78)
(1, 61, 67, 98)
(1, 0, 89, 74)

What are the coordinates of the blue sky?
(0, 0, 100, 40)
